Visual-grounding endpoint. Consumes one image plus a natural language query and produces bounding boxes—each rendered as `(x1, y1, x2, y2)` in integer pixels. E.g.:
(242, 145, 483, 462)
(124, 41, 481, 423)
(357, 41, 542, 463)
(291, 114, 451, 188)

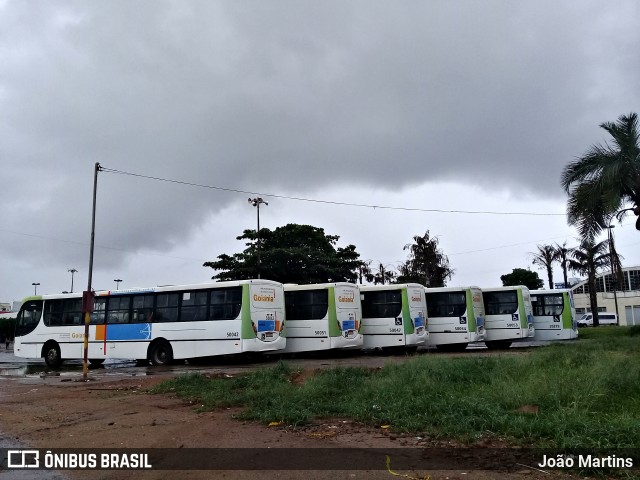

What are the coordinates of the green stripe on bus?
(465, 290, 477, 332)
(327, 287, 340, 337)
(517, 288, 528, 328)
(241, 284, 256, 339)
(401, 289, 413, 335)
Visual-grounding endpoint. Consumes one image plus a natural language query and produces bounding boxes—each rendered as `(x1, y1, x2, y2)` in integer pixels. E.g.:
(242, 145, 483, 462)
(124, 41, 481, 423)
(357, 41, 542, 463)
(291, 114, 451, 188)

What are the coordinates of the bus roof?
(359, 283, 425, 291)
(530, 289, 571, 295)
(21, 279, 283, 301)
(284, 282, 358, 291)
(480, 285, 530, 293)
(425, 286, 481, 293)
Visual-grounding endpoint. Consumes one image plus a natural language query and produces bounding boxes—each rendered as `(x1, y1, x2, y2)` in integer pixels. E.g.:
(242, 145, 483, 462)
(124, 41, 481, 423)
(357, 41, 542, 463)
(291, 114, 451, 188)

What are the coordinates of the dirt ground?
(0, 354, 602, 480)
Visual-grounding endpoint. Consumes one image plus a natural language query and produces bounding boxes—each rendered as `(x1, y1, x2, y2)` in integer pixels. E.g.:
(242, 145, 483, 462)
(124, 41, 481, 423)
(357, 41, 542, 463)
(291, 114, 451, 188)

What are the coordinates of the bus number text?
(506, 323, 519, 328)
(226, 332, 239, 338)
(315, 331, 326, 336)
(389, 327, 402, 333)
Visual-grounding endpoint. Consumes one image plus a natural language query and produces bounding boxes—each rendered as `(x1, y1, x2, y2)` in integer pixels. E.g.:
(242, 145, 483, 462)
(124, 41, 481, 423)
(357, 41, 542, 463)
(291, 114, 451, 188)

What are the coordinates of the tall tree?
(397, 231, 453, 287)
(561, 112, 640, 238)
(357, 260, 374, 284)
(554, 242, 570, 288)
(204, 224, 362, 284)
(500, 268, 544, 290)
(531, 244, 556, 289)
(567, 238, 611, 327)
(372, 263, 397, 285)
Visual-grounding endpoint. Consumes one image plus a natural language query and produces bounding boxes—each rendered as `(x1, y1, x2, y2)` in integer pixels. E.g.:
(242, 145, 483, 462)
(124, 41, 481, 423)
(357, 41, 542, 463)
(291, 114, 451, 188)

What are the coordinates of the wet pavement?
(0, 340, 554, 385)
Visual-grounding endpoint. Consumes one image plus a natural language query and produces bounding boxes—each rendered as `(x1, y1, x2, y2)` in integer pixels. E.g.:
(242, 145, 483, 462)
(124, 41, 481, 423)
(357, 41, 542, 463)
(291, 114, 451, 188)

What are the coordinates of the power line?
(100, 166, 566, 217)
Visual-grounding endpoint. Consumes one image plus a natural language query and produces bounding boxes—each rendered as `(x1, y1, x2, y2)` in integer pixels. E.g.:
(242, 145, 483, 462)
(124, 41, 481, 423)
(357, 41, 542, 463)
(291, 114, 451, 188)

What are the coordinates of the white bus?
(424, 286, 486, 351)
(13, 280, 285, 368)
(359, 284, 428, 350)
(283, 283, 363, 353)
(481, 286, 535, 349)
(531, 289, 579, 340)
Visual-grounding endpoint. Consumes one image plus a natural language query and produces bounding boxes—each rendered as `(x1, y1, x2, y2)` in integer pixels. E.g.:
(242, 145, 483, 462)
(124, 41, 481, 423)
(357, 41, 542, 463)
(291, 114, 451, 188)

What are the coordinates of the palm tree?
(561, 112, 640, 238)
(357, 260, 374, 284)
(373, 263, 396, 285)
(553, 242, 569, 288)
(531, 244, 556, 289)
(567, 238, 611, 326)
(399, 231, 453, 287)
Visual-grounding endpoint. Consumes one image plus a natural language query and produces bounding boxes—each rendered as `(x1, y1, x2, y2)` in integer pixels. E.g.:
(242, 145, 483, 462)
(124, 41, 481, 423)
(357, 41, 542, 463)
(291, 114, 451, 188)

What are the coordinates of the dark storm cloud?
(1, 0, 639, 274)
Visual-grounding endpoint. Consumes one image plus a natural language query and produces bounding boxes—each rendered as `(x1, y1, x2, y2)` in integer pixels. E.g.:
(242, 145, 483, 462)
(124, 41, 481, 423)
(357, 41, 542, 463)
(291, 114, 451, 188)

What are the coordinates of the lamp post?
(248, 197, 268, 279)
(68, 268, 78, 293)
(114, 279, 122, 290)
(608, 207, 635, 326)
(606, 224, 620, 325)
(32, 282, 40, 295)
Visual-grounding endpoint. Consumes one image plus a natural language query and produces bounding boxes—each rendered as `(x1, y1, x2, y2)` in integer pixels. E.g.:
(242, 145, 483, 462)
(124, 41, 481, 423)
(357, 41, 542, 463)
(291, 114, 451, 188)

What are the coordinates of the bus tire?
(485, 340, 512, 350)
(43, 342, 62, 369)
(149, 340, 173, 366)
(89, 359, 105, 366)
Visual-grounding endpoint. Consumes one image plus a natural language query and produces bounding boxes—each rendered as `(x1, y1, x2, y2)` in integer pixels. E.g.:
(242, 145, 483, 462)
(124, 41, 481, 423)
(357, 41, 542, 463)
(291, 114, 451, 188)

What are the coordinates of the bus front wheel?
(89, 359, 105, 367)
(43, 342, 62, 369)
(149, 340, 173, 366)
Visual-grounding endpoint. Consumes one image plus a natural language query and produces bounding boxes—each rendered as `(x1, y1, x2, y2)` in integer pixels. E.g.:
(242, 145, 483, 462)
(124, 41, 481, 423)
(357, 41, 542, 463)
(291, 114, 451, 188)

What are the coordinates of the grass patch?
(152, 335, 640, 449)
(577, 325, 630, 340)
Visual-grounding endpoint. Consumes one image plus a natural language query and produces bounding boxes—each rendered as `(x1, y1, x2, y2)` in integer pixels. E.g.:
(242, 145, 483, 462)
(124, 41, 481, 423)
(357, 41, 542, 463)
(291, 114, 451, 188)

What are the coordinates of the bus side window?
(90, 298, 106, 324)
(132, 295, 154, 323)
(107, 296, 131, 324)
(44, 300, 64, 327)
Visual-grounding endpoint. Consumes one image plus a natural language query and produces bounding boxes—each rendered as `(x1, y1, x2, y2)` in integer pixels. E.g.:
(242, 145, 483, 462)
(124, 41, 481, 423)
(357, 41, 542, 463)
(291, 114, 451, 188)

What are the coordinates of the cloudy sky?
(2, 0, 639, 303)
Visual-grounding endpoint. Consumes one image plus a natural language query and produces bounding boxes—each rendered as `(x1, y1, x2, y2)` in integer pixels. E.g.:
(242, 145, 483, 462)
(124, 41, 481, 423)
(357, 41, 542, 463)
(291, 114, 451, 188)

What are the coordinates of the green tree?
(530, 244, 556, 289)
(397, 231, 453, 287)
(561, 112, 640, 238)
(567, 238, 611, 327)
(203, 224, 362, 284)
(500, 268, 544, 290)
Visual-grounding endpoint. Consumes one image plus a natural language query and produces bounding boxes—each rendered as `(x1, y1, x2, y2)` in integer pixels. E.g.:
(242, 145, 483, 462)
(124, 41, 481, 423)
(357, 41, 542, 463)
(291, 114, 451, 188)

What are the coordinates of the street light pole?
(32, 282, 40, 295)
(607, 224, 620, 325)
(68, 268, 78, 293)
(114, 279, 122, 290)
(248, 197, 268, 279)
(607, 206, 635, 326)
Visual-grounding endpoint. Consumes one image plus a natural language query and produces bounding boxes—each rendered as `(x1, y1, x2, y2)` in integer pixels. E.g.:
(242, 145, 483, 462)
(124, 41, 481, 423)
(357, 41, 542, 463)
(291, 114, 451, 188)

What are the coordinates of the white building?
(570, 266, 640, 326)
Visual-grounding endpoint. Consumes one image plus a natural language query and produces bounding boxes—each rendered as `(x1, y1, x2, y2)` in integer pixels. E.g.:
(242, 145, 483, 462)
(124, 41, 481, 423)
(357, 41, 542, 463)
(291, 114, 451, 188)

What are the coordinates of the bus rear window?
(484, 291, 518, 315)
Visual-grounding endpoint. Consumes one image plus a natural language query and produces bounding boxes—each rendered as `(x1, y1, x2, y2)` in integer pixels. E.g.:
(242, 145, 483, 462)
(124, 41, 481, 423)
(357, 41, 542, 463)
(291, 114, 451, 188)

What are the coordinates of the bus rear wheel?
(149, 340, 173, 366)
(485, 340, 512, 350)
(43, 342, 62, 369)
(89, 359, 105, 366)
